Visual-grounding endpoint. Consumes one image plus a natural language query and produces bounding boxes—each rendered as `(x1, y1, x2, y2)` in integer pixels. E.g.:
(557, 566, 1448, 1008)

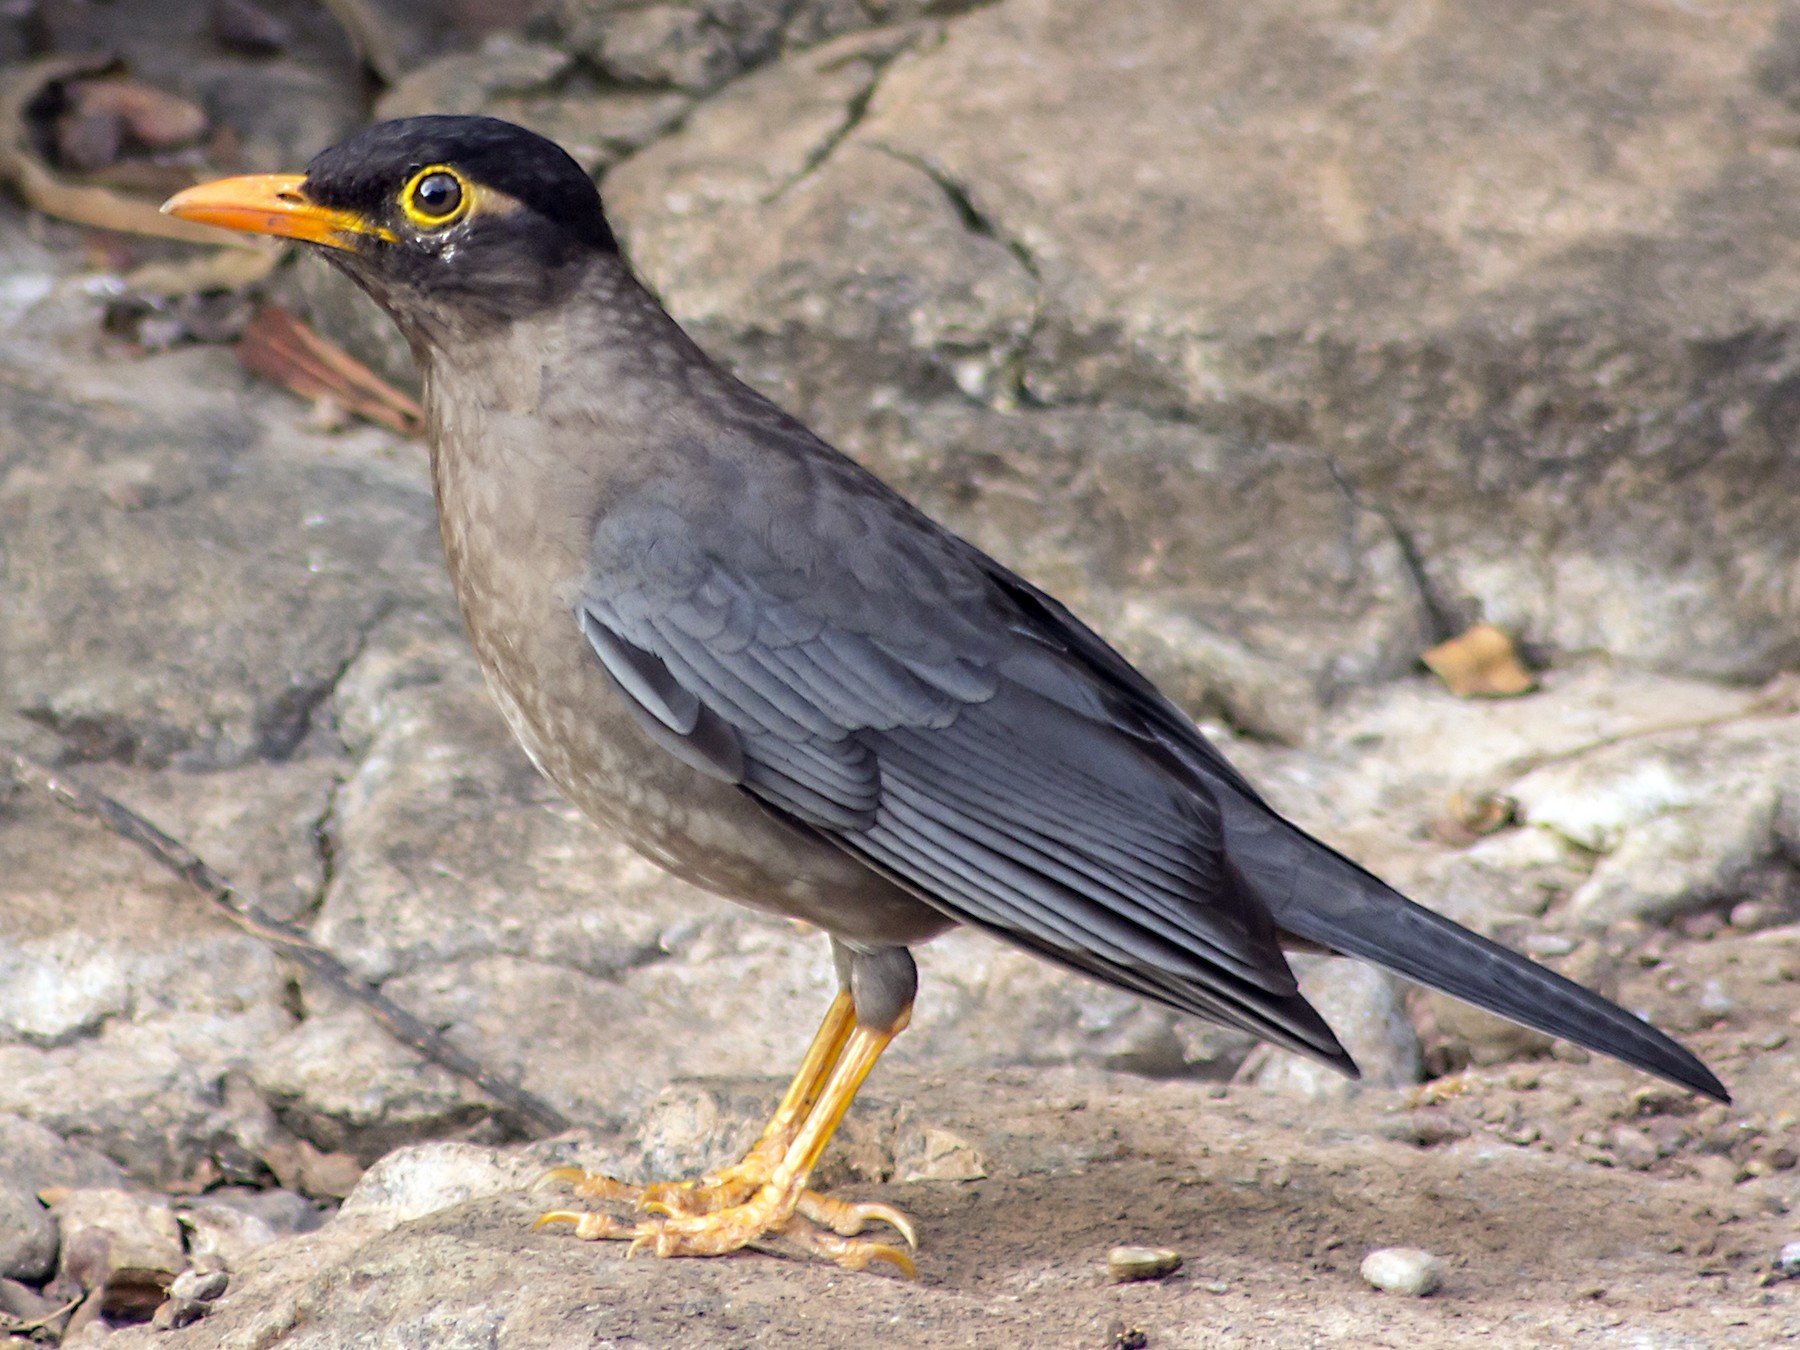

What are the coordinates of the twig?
(2, 1293, 82, 1337)
(3, 747, 571, 1138)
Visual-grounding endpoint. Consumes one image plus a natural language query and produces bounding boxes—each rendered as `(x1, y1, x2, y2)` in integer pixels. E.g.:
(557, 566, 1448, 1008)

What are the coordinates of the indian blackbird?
(166, 115, 1726, 1274)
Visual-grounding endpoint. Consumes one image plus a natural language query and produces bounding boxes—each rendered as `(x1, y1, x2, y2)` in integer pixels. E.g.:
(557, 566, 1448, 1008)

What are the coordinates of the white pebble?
(1360, 1246, 1445, 1296)
(1778, 1239, 1800, 1277)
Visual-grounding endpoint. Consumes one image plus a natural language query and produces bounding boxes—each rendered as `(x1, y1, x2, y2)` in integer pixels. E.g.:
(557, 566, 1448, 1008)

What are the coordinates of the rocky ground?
(1, 0, 1799, 1345)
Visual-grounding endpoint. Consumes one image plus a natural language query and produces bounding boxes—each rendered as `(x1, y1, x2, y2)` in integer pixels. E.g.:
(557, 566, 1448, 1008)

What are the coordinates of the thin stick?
(4, 747, 571, 1138)
(2, 1292, 82, 1335)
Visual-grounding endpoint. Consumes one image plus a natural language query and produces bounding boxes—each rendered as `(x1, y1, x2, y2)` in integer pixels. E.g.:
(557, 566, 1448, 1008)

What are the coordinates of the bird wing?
(579, 445, 1351, 1068)
(578, 419, 1724, 1102)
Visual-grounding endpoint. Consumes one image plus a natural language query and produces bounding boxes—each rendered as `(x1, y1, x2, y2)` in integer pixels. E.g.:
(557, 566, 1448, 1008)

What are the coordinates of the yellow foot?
(533, 1167, 916, 1269)
(533, 1161, 771, 1219)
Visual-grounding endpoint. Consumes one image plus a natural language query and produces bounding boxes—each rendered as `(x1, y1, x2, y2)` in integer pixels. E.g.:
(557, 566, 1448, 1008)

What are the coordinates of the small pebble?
(1777, 1239, 1800, 1278)
(168, 1269, 228, 1302)
(1107, 1245, 1183, 1283)
(1359, 1246, 1445, 1296)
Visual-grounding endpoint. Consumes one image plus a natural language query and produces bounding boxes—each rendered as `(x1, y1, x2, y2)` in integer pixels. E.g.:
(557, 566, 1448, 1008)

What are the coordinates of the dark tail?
(1221, 797, 1729, 1103)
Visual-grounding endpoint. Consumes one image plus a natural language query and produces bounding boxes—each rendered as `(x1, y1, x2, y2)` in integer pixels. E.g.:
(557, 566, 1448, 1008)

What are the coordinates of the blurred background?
(0, 0, 1798, 1341)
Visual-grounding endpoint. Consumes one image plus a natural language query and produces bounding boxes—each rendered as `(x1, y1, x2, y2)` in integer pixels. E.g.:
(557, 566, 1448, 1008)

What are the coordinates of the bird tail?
(1218, 795, 1729, 1103)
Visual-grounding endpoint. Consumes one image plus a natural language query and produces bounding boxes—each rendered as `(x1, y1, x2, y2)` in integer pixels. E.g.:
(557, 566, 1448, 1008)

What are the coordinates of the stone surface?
(601, 0, 1800, 699)
(52, 1188, 185, 1319)
(97, 1067, 1800, 1348)
(0, 1188, 56, 1283)
(5, 1, 1800, 1342)
(1256, 959, 1422, 1099)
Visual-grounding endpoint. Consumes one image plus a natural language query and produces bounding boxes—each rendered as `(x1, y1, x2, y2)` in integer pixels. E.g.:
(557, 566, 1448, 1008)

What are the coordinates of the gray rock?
(0, 1276, 60, 1323)
(0, 315, 443, 777)
(1511, 715, 1800, 927)
(596, 0, 1800, 695)
(337, 1142, 534, 1231)
(53, 1189, 184, 1319)
(179, 1204, 279, 1274)
(1360, 1246, 1445, 1297)
(167, 1268, 229, 1302)
(1257, 959, 1422, 1099)
(1778, 1238, 1800, 1278)
(555, 0, 951, 94)
(0, 1115, 128, 1195)
(0, 1187, 56, 1282)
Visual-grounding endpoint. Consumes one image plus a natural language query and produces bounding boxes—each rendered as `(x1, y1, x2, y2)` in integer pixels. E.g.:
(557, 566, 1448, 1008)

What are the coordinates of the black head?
(165, 116, 618, 337)
(301, 116, 614, 253)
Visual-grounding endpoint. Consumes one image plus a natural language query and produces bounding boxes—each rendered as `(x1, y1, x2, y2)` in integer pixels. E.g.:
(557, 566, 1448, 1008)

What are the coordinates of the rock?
(892, 1123, 986, 1183)
(373, 34, 690, 176)
(591, 0, 1800, 695)
(1422, 991, 1556, 1072)
(178, 1203, 279, 1273)
(1359, 1246, 1446, 1297)
(149, 1294, 209, 1330)
(167, 1268, 228, 1302)
(1510, 716, 1800, 927)
(1778, 1238, 1800, 1278)
(0, 308, 440, 775)
(177, 1186, 321, 1274)
(1380, 1109, 1472, 1149)
(1609, 1126, 1662, 1171)
(0, 1276, 61, 1322)
(0, 1187, 56, 1282)
(51, 1189, 183, 1320)
(0, 782, 302, 1183)
(555, 0, 947, 95)
(1107, 1245, 1182, 1283)
(0, 1116, 127, 1195)
(1257, 959, 1422, 1099)
(336, 1143, 533, 1231)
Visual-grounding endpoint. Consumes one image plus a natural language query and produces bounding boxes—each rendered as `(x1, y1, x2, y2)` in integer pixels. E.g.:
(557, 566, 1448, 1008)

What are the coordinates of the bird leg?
(535, 944, 920, 1274)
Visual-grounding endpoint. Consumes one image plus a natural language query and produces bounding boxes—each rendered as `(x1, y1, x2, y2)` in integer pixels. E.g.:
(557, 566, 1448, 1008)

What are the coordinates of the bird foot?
(533, 1152, 777, 1220)
(533, 1166, 916, 1274)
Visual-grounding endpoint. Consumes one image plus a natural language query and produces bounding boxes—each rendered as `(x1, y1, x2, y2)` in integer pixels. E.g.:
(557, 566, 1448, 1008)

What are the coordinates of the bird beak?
(161, 174, 393, 250)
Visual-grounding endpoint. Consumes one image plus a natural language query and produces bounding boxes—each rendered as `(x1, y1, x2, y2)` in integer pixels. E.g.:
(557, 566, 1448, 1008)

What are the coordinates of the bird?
(165, 115, 1727, 1276)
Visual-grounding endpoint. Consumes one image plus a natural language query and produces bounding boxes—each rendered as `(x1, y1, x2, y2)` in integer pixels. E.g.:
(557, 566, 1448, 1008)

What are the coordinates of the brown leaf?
(0, 55, 260, 248)
(67, 78, 208, 150)
(1421, 623, 1537, 698)
(236, 305, 424, 436)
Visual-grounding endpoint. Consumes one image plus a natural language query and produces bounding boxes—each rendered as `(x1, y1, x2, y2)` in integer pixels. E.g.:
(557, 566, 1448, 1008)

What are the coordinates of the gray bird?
(166, 115, 1726, 1275)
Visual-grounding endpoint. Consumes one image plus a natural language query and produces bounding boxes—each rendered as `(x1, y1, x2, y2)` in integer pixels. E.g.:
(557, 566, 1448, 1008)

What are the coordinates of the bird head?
(164, 116, 617, 339)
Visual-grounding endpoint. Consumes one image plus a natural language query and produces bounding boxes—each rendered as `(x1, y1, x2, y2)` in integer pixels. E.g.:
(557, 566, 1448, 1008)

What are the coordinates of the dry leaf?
(236, 305, 423, 436)
(1421, 623, 1537, 698)
(66, 78, 208, 150)
(0, 54, 265, 249)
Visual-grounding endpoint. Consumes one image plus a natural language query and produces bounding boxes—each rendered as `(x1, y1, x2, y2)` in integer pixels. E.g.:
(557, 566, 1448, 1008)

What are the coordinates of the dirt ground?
(114, 924, 1800, 1350)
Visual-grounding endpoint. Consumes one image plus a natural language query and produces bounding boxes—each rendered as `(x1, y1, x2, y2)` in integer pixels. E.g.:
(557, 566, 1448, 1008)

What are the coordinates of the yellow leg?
(535, 996, 916, 1274)
(639, 990, 856, 1216)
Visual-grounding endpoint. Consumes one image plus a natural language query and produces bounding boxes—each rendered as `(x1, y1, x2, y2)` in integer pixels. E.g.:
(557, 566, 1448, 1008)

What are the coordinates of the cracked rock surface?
(2, 0, 1800, 1344)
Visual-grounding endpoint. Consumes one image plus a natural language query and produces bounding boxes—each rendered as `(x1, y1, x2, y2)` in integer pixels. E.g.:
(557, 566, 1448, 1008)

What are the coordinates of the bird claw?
(795, 1192, 918, 1249)
(533, 1208, 628, 1241)
(533, 1166, 642, 1204)
(776, 1213, 917, 1277)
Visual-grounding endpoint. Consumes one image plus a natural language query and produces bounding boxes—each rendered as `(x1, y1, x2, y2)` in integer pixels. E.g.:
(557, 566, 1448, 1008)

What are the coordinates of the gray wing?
(580, 471, 1349, 1068)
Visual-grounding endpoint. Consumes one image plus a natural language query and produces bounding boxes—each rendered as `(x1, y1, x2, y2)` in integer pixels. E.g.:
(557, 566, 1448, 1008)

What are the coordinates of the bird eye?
(401, 167, 468, 227)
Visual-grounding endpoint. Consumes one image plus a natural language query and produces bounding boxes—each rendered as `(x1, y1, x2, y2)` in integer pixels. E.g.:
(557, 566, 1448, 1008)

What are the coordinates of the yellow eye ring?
(400, 165, 471, 229)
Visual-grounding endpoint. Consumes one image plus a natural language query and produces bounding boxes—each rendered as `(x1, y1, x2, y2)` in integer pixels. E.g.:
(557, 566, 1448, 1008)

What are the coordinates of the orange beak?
(161, 174, 393, 249)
